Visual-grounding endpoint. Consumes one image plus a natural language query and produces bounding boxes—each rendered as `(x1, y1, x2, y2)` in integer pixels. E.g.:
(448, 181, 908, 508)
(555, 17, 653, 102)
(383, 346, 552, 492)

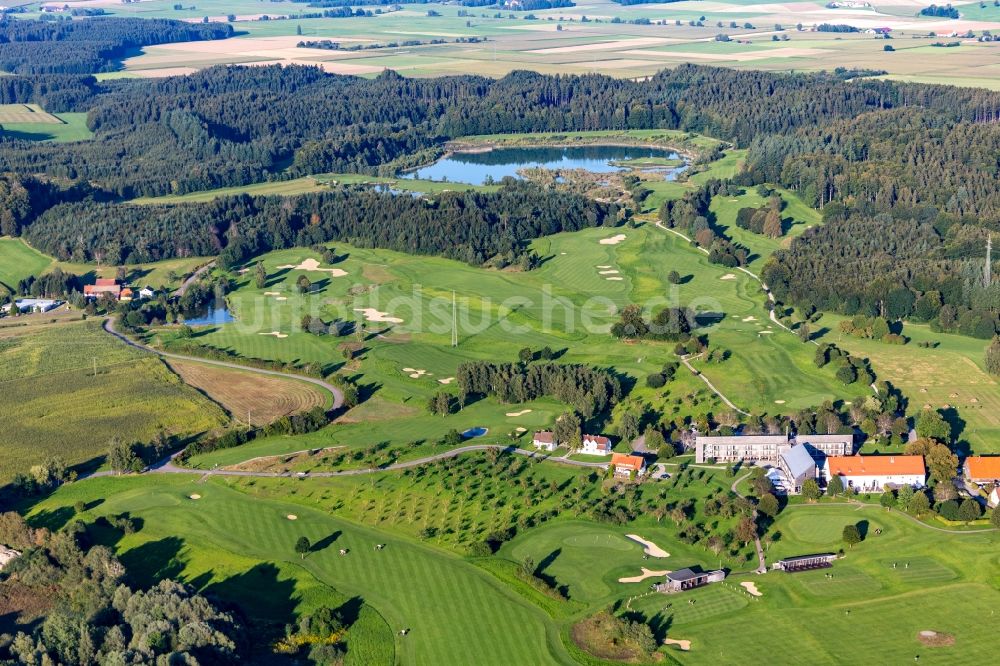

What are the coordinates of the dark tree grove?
(0, 18, 233, 75)
(24, 180, 619, 267)
(456, 361, 623, 418)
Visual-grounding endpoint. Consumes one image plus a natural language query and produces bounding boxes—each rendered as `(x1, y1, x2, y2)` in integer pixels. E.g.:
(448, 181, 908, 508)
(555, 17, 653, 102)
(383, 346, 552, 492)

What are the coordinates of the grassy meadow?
(0, 104, 92, 143)
(0, 237, 211, 291)
(0, 321, 226, 482)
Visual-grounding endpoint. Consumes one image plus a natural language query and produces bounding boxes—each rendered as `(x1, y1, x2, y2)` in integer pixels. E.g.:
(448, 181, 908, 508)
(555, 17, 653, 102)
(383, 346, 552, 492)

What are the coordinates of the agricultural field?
(0, 321, 226, 482)
(0, 237, 52, 290)
(0, 104, 92, 142)
(166, 359, 332, 426)
(52, 0, 1000, 89)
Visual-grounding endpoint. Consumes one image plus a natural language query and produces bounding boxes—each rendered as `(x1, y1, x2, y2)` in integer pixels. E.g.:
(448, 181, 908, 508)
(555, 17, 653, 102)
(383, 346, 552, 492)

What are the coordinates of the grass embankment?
(0, 321, 226, 482)
(0, 236, 210, 291)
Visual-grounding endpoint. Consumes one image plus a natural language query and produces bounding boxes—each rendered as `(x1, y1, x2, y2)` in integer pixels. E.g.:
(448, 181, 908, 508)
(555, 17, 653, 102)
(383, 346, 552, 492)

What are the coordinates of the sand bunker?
(403, 367, 430, 379)
(663, 639, 691, 651)
(506, 409, 533, 417)
(742, 316, 757, 322)
(438, 377, 455, 385)
(515, 427, 527, 433)
(599, 234, 627, 245)
(355, 308, 403, 324)
(606, 277, 624, 281)
(277, 257, 348, 277)
(720, 274, 737, 280)
(619, 567, 671, 583)
(263, 291, 281, 296)
(759, 330, 773, 335)
(275, 296, 287, 301)
(917, 630, 955, 647)
(740, 581, 762, 597)
(774, 400, 786, 405)
(596, 265, 613, 269)
(287, 514, 298, 520)
(626, 534, 669, 558)
(259, 331, 288, 339)
(599, 269, 620, 275)
(189, 494, 201, 500)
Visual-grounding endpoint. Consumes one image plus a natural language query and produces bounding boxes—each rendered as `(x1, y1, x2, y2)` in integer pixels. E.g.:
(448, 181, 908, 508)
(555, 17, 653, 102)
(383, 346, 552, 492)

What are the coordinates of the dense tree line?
(0, 17, 233, 74)
(920, 3, 960, 17)
(25, 180, 618, 267)
(456, 361, 623, 418)
(0, 513, 242, 664)
(7, 64, 999, 198)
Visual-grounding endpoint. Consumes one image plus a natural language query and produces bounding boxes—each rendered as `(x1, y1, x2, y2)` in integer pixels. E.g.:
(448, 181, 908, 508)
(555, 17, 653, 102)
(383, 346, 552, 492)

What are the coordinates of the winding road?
(174, 261, 216, 297)
(102, 317, 344, 410)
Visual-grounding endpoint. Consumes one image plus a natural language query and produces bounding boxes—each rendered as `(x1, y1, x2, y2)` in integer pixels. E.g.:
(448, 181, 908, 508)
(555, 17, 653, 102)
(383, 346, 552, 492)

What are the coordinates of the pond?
(403, 145, 688, 186)
(462, 427, 489, 439)
(184, 306, 236, 326)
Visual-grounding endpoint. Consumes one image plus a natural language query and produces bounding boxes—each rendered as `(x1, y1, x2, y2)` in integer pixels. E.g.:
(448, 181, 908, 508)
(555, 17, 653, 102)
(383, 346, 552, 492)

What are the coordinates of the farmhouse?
(139, 286, 157, 299)
(580, 434, 612, 456)
(824, 455, 926, 492)
(772, 553, 837, 573)
(610, 452, 646, 479)
(695, 433, 852, 464)
(656, 568, 726, 593)
(964, 456, 1000, 485)
(532, 431, 556, 452)
(776, 444, 816, 494)
(120, 287, 135, 302)
(84, 278, 123, 300)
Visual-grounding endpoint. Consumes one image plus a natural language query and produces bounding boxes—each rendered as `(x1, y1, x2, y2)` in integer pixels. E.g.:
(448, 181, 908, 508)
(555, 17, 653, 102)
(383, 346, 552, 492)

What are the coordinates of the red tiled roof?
(611, 453, 645, 472)
(95, 278, 118, 286)
(533, 431, 554, 444)
(966, 456, 1000, 480)
(827, 455, 925, 477)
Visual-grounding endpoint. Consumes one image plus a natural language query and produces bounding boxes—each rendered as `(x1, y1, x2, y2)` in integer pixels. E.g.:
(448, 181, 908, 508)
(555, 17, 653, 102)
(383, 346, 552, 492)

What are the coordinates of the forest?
(24, 181, 619, 267)
(3, 63, 1000, 337)
(0, 18, 233, 74)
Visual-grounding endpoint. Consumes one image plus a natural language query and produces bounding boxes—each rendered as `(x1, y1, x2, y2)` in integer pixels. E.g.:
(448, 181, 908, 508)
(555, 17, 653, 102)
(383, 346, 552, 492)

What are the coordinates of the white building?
(4, 298, 62, 314)
(824, 455, 926, 493)
(532, 431, 556, 452)
(579, 434, 612, 456)
(695, 433, 852, 464)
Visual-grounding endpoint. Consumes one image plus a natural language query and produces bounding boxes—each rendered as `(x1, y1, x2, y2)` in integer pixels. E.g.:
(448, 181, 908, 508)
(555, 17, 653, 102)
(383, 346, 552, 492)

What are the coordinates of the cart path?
(102, 317, 344, 409)
(174, 260, 216, 297)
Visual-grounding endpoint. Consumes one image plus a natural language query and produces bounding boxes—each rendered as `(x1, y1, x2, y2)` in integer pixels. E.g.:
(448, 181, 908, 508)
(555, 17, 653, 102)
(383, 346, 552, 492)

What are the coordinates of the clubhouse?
(656, 567, 726, 593)
(824, 455, 926, 492)
(695, 433, 853, 465)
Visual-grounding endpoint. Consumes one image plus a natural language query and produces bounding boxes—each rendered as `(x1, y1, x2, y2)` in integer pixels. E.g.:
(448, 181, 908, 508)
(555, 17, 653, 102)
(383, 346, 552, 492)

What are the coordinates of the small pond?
(403, 145, 688, 186)
(462, 427, 489, 439)
(184, 306, 236, 327)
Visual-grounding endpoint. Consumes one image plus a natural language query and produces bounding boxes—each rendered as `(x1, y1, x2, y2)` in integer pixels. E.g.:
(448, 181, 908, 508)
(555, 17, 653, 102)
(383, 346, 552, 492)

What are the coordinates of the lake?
(184, 306, 236, 326)
(403, 145, 687, 186)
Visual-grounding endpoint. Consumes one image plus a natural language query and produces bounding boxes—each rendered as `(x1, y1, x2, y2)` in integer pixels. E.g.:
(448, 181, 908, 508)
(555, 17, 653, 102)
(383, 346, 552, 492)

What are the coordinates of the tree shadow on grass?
(27, 506, 76, 532)
(534, 548, 569, 598)
(120, 536, 186, 588)
(311, 531, 343, 553)
(206, 562, 300, 629)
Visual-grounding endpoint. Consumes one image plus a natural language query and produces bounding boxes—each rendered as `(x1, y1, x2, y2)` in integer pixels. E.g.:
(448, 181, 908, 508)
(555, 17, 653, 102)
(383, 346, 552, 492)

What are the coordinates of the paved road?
(102, 317, 344, 410)
(731, 471, 768, 572)
(174, 261, 216, 297)
(679, 353, 750, 416)
(91, 444, 611, 479)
